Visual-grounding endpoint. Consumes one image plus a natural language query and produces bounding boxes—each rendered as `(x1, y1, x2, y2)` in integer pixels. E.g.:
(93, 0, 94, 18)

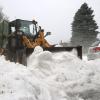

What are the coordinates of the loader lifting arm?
(22, 29, 54, 49)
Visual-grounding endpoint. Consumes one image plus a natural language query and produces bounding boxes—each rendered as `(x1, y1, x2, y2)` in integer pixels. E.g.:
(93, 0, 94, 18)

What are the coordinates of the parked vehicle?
(87, 40, 100, 60)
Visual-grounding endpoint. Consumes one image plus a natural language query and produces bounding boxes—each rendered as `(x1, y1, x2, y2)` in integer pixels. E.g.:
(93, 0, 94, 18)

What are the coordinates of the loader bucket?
(44, 46, 82, 59)
(26, 46, 82, 59)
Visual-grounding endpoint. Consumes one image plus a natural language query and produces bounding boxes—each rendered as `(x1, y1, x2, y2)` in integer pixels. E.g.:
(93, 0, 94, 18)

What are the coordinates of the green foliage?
(0, 20, 9, 48)
(0, 6, 9, 48)
(71, 3, 99, 53)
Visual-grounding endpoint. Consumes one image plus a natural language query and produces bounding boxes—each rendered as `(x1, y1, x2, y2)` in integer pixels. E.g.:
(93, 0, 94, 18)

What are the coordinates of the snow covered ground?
(0, 46, 100, 100)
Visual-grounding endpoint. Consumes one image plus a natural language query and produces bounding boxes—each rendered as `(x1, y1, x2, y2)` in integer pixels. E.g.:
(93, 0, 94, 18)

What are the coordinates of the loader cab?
(9, 19, 39, 38)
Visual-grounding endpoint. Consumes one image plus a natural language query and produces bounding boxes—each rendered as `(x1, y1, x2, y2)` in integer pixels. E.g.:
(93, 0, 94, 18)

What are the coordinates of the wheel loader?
(0, 19, 82, 65)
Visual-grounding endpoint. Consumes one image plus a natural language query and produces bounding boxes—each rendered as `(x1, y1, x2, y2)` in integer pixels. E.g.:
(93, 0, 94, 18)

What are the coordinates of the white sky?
(0, 0, 100, 44)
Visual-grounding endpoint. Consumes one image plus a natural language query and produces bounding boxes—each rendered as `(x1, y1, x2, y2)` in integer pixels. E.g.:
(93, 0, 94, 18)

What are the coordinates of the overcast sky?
(0, 0, 100, 44)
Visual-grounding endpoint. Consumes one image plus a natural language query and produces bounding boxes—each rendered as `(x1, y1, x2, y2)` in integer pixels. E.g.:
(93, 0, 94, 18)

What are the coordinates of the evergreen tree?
(71, 3, 99, 53)
(0, 6, 9, 47)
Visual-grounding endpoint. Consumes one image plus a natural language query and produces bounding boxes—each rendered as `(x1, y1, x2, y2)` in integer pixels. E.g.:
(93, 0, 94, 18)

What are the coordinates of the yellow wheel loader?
(0, 19, 82, 65)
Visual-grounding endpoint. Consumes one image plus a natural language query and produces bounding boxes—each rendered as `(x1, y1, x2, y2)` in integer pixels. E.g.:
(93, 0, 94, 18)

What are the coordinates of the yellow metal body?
(22, 31, 53, 48)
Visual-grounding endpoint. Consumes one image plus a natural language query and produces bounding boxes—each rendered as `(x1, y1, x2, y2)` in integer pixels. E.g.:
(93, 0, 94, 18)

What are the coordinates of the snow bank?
(0, 46, 100, 100)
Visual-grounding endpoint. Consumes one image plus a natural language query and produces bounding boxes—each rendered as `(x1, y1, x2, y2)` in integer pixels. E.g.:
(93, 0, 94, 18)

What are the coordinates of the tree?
(0, 6, 9, 47)
(0, 7, 3, 22)
(71, 3, 99, 53)
(0, 6, 8, 22)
